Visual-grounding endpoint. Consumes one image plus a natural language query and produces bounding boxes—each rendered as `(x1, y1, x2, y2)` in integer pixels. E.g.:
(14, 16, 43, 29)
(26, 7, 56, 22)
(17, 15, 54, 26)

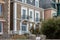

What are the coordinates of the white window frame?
(29, 9, 34, 22)
(22, 0, 27, 3)
(0, 22, 3, 34)
(35, 11, 40, 22)
(35, 0, 39, 7)
(21, 24, 27, 31)
(20, 22, 28, 34)
(21, 6, 27, 19)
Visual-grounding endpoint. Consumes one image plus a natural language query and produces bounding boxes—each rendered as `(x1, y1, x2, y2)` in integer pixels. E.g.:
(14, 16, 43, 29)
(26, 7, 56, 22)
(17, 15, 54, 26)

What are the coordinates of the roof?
(39, 0, 56, 9)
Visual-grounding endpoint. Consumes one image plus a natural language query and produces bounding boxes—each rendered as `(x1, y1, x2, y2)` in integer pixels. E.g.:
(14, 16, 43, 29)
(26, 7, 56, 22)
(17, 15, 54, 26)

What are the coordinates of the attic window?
(35, 0, 39, 7)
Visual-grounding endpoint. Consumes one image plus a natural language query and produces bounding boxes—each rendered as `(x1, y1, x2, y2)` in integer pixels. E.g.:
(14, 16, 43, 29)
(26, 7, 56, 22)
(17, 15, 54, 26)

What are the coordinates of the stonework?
(0, 0, 57, 39)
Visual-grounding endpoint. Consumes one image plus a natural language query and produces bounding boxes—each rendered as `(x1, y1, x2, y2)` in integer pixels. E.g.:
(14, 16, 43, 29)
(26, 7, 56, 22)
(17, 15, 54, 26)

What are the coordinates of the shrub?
(41, 18, 60, 39)
(30, 26, 41, 36)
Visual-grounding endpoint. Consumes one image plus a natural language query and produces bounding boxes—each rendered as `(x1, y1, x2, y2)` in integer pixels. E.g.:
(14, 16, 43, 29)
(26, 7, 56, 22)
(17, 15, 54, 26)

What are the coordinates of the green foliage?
(30, 26, 35, 34)
(41, 18, 60, 39)
(30, 26, 41, 35)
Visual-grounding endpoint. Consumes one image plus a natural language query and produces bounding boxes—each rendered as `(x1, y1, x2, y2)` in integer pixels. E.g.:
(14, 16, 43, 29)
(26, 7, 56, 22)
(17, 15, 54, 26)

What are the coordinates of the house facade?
(10, 0, 57, 35)
(0, 0, 10, 38)
(10, 0, 44, 35)
(44, 8, 57, 20)
(0, 0, 57, 39)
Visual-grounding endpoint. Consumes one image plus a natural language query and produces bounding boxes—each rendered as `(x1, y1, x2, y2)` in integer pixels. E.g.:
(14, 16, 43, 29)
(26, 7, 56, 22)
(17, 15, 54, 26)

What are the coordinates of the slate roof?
(39, 0, 56, 9)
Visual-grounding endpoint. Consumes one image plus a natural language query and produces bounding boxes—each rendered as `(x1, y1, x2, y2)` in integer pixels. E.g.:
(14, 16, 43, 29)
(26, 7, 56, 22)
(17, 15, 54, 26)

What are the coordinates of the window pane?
(22, 9, 26, 19)
(30, 11, 32, 18)
(0, 4, 2, 16)
(22, 25, 27, 31)
(0, 22, 2, 32)
(53, 13, 57, 16)
(22, 0, 26, 3)
(23, 9, 26, 15)
(36, 13, 39, 21)
(36, 13, 38, 18)
(35, 0, 39, 7)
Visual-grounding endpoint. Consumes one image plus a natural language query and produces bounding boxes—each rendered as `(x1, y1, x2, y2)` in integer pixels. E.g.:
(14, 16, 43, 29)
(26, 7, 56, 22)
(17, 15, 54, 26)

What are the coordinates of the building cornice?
(44, 8, 57, 11)
(10, 0, 44, 11)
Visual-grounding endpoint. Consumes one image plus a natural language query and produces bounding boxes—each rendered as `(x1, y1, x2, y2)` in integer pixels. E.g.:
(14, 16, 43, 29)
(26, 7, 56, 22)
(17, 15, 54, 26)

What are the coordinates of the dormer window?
(22, 0, 27, 3)
(30, 0, 33, 3)
(35, 0, 39, 7)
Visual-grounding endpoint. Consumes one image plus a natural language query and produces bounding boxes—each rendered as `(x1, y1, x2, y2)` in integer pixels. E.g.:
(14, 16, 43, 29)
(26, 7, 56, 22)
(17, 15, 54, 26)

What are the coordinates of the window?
(22, 25, 27, 31)
(29, 9, 34, 22)
(52, 0, 56, 2)
(36, 13, 39, 21)
(0, 4, 2, 16)
(0, 22, 3, 34)
(35, 0, 39, 7)
(20, 22, 29, 34)
(22, 0, 27, 3)
(21, 6, 27, 19)
(21, 23, 27, 31)
(30, 0, 33, 2)
(22, 9, 26, 19)
(35, 11, 40, 22)
(30, 11, 32, 18)
(53, 13, 57, 17)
